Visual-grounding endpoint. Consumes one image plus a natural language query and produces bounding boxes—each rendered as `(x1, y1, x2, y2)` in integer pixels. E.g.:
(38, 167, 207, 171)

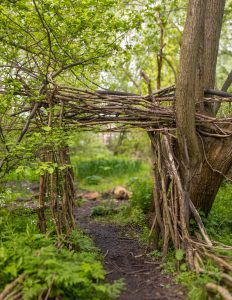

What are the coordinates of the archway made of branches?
(1, 83, 232, 297)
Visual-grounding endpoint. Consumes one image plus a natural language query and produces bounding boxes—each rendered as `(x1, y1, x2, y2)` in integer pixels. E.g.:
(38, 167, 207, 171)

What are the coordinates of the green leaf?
(180, 263, 187, 271)
(175, 249, 185, 261)
(47, 167, 54, 174)
(43, 126, 52, 132)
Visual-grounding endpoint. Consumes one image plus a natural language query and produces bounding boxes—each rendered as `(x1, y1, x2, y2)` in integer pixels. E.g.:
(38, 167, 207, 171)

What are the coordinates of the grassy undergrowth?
(90, 175, 153, 230)
(72, 153, 150, 192)
(0, 208, 123, 300)
(206, 182, 232, 246)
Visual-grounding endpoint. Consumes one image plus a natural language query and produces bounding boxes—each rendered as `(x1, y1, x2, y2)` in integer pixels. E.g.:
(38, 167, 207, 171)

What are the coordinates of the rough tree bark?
(175, 0, 230, 215)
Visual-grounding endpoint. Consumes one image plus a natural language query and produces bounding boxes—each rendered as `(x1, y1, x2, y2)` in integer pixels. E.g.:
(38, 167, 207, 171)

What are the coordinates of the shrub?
(128, 177, 152, 213)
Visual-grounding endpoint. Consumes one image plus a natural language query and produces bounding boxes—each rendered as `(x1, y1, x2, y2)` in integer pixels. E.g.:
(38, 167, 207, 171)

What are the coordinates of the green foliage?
(0, 188, 21, 205)
(73, 156, 146, 191)
(70, 131, 151, 191)
(75, 158, 142, 179)
(206, 183, 232, 246)
(120, 206, 146, 226)
(85, 175, 103, 185)
(92, 202, 145, 227)
(175, 249, 185, 261)
(176, 272, 208, 300)
(5, 167, 39, 183)
(91, 205, 119, 217)
(128, 177, 152, 213)
(0, 0, 137, 82)
(161, 251, 223, 300)
(0, 0, 141, 179)
(176, 264, 222, 300)
(148, 250, 162, 259)
(138, 226, 151, 245)
(0, 210, 123, 299)
(101, 0, 185, 92)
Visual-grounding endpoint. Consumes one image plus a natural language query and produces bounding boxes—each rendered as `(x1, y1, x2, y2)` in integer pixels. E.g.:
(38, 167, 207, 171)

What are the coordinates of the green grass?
(73, 156, 150, 191)
(206, 182, 232, 246)
(74, 158, 142, 177)
(91, 203, 146, 227)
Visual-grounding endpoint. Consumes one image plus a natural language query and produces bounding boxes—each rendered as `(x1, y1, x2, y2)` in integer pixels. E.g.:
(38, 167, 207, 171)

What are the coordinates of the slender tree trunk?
(157, 16, 164, 90)
(204, 0, 226, 115)
(222, 70, 232, 92)
(204, 0, 226, 91)
(37, 174, 47, 233)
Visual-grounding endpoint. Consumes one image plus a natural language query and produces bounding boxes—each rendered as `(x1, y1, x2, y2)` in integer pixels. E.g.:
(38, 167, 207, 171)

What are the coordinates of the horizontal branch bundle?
(42, 85, 232, 137)
(1, 84, 231, 138)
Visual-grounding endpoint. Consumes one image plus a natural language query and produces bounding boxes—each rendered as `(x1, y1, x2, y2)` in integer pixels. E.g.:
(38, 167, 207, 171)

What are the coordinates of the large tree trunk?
(148, 2, 230, 259)
(175, 0, 229, 215)
(147, 0, 232, 279)
(190, 137, 232, 215)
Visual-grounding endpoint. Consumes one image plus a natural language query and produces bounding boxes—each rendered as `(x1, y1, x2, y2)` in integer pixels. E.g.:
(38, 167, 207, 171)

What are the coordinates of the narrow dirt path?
(77, 201, 186, 300)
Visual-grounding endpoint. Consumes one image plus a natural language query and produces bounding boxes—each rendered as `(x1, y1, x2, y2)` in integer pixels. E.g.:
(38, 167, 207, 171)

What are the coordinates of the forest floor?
(76, 199, 186, 300)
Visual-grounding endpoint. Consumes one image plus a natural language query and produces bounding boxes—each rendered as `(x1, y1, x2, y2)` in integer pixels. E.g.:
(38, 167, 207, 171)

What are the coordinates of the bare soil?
(76, 200, 186, 300)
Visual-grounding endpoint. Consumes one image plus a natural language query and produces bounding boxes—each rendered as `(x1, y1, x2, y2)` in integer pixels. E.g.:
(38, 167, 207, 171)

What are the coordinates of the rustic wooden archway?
(1, 83, 232, 298)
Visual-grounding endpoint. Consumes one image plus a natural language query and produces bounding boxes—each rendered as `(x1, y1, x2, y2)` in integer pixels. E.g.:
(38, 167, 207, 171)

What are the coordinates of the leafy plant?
(148, 250, 162, 259)
(175, 249, 185, 261)
(85, 175, 103, 185)
(128, 177, 152, 213)
(91, 205, 118, 217)
(92, 203, 145, 227)
(0, 209, 124, 299)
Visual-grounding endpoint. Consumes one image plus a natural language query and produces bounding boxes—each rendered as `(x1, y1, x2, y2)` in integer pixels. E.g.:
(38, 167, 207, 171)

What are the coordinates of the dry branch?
(206, 283, 232, 300)
(0, 274, 25, 300)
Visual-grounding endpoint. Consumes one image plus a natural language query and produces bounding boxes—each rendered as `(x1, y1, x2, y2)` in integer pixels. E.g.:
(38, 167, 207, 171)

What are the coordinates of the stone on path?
(112, 186, 132, 200)
(83, 191, 101, 201)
